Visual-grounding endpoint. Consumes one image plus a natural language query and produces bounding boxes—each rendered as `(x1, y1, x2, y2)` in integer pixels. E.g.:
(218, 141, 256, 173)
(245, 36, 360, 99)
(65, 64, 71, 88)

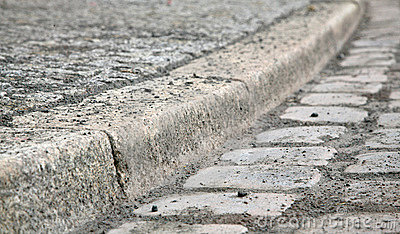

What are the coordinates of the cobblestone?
(300, 93, 367, 106)
(133, 193, 298, 217)
(345, 152, 400, 173)
(184, 165, 321, 190)
(321, 74, 387, 83)
(377, 113, 400, 127)
(256, 126, 347, 144)
(280, 106, 368, 123)
(312, 82, 382, 93)
(220, 147, 336, 166)
(343, 180, 400, 207)
(366, 129, 400, 149)
(390, 90, 400, 99)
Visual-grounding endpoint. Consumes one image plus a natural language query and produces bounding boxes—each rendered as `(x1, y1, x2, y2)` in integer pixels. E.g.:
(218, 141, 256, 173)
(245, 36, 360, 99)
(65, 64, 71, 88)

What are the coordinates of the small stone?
(237, 191, 248, 197)
(310, 113, 318, 117)
(151, 205, 158, 212)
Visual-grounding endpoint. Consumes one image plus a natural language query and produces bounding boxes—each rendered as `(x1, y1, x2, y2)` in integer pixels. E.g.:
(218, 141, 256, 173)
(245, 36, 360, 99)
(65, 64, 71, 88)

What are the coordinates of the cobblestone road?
(0, 0, 310, 123)
(100, 0, 400, 232)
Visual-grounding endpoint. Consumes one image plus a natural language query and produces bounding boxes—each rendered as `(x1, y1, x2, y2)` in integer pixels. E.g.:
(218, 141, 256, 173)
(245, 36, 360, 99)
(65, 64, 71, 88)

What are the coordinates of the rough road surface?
(2, 0, 364, 232)
(97, 0, 400, 233)
(0, 0, 310, 125)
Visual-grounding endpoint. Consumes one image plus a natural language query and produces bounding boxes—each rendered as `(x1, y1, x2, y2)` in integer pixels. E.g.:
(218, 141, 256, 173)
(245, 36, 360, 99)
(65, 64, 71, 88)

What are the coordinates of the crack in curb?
(102, 130, 129, 198)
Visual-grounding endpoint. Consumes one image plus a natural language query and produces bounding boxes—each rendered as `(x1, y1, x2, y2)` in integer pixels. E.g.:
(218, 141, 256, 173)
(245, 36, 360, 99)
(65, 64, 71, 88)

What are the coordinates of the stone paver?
(349, 47, 397, 55)
(337, 67, 389, 76)
(256, 126, 347, 144)
(345, 152, 400, 173)
(312, 82, 382, 94)
(366, 129, 400, 149)
(377, 113, 400, 127)
(389, 101, 400, 109)
(107, 222, 248, 234)
(390, 91, 400, 99)
(280, 106, 368, 123)
(300, 93, 367, 106)
(220, 147, 336, 166)
(344, 180, 400, 207)
(340, 56, 395, 67)
(321, 74, 387, 83)
(294, 213, 400, 233)
(133, 192, 298, 217)
(352, 39, 398, 48)
(184, 165, 321, 190)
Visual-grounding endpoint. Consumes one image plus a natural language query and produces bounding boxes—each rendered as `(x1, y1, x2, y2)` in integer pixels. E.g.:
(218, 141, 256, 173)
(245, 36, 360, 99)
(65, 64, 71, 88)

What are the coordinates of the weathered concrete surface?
(0, 0, 365, 232)
(300, 93, 367, 106)
(133, 192, 298, 217)
(220, 147, 336, 166)
(256, 126, 347, 144)
(184, 165, 321, 190)
(107, 222, 248, 234)
(280, 106, 368, 123)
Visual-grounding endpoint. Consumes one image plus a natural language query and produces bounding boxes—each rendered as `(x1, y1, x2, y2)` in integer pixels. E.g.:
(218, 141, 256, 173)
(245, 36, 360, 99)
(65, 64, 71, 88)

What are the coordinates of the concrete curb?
(0, 1, 365, 232)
